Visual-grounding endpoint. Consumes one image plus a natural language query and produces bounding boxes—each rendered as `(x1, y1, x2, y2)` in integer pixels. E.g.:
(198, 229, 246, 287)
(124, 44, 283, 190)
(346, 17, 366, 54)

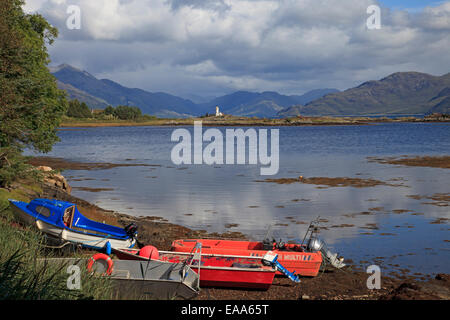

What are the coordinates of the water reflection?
(27, 123, 450, 274)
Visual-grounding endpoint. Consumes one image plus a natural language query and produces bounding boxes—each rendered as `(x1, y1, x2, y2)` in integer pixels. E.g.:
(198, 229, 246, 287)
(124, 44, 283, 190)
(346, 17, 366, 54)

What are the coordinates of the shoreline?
(40, 183, 449, 300)
(59, 115, 450, 128)
(20, 155, 450, 299)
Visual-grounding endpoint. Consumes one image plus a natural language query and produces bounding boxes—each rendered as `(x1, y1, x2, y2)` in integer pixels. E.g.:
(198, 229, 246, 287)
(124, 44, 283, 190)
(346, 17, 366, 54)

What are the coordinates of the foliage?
(66, 99, 92, 118)
(104, 105, 114, 116)
(0, 150, 31, 187)
(0, 0, 67, 187)
(0, 224, 113, 300)
(66, 103, 152, 122)
(112, 105, 142, 120)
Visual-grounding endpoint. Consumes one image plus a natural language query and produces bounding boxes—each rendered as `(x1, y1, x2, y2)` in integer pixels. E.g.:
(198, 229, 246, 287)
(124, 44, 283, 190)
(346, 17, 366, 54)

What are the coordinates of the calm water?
(27, 123, 450, 276)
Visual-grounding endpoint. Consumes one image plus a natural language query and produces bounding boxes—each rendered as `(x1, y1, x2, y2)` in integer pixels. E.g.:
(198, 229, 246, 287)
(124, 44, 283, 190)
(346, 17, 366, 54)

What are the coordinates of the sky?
(380, 0, 446, 10)
(23, 0, 450, 98)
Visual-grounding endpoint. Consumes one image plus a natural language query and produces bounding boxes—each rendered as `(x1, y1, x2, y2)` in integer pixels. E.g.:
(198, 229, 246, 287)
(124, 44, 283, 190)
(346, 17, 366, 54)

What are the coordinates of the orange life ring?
(87, 253, 114, 275)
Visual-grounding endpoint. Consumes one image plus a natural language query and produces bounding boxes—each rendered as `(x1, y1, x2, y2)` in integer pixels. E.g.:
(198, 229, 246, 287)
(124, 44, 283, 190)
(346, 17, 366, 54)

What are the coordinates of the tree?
(113, 105, 142, 120)
(67, 99, 92, 118)
(104, 106, 114, 116)
(0, 0, 67, 186)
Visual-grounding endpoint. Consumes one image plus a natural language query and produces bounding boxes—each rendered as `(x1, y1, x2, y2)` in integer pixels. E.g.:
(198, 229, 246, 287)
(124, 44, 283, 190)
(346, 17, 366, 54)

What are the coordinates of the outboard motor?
(307, 237, 345, 269)
(306, 237, 325, 251)
(124, 223, 138, 239)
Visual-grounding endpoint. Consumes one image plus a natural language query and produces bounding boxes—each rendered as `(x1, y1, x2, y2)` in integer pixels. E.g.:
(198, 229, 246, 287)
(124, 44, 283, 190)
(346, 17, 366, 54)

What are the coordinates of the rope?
(37, 241, 72, 249)
(35, 233, 112, 250)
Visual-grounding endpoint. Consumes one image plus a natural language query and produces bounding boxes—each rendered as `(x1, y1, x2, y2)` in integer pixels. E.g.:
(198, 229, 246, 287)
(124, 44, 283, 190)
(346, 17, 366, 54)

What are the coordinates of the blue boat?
(9, 198, 137, 251)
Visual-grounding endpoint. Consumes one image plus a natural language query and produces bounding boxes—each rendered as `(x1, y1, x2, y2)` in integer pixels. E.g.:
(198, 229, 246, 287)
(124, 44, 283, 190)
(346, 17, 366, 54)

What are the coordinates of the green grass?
(0, 187, 114, 300)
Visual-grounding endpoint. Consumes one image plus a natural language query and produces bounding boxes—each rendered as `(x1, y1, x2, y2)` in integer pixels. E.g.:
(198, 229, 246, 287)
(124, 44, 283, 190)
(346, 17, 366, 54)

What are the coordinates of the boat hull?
(37, 219, 135, 250)
(10, 201, 37, 226)
(44, 258, 200, 300)
(114, 248, 276, 290)
(171, 239, 323, 277)
(193, 267, 274, 290)
(9, 200, 135, 250)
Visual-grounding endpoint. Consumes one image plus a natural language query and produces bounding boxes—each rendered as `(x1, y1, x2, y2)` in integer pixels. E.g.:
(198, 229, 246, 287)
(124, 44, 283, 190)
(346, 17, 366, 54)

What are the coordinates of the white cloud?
(23, 0, 450, 96)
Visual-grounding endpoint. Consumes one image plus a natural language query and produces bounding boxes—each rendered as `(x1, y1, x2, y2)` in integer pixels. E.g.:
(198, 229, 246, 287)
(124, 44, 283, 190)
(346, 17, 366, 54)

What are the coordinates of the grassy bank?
(0, 182, 113, 300)
(60, 114, 450, 128)
(60, 116, 168, 127)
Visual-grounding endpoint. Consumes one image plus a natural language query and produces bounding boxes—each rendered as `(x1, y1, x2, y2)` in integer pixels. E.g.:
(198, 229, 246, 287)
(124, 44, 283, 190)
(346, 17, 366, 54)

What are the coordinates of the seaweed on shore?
(367, 155, 450, 169)
(256, 176, 407, 188)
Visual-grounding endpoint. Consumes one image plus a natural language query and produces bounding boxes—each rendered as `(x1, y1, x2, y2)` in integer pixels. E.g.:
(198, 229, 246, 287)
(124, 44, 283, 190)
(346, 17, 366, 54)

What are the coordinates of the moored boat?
(9, 198, 138, 250)
(44, 256, 200, 299)
(171, 239, 323, 277)
(171, 218, 346, 277)
(113, 246, 277, 290)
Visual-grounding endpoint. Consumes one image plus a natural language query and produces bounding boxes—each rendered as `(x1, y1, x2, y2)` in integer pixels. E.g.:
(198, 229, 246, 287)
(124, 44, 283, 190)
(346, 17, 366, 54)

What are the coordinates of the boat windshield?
(63, 206, 75, 227)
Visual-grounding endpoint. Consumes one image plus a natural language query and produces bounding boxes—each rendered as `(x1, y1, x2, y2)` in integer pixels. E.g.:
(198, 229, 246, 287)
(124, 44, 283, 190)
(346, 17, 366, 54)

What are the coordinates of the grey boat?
(46, 257, 200, 300)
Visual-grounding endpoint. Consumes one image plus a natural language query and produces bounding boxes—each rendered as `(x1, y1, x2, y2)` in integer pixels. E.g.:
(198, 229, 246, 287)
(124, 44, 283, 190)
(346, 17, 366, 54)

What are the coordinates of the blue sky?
(380, 0, 446, 10)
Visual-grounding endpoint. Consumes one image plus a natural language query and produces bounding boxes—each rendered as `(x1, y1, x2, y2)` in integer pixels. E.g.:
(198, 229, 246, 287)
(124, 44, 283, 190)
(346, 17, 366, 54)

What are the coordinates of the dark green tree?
(113, 105, 142, 120)
(0, 0, 67, 186)
(67, 99, 92, 118)
(104, 105, 114, 116)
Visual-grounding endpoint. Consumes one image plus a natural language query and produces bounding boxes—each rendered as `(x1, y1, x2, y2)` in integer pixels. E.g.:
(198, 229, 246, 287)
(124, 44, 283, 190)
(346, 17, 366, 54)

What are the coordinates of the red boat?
(113, 247, 276, 290)
(171, 239, 323, 277)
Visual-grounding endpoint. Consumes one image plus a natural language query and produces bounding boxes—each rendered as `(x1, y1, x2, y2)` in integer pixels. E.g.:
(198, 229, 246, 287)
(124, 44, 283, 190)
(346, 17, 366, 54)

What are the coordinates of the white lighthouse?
(215, 106, 223, 117)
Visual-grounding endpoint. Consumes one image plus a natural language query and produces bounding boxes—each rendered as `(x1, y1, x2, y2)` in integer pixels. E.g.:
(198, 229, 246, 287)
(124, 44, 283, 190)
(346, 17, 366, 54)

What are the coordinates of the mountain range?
(195, 89, 339, 117)
(50, 64, 197, 118)
(51, 64, 449, 118)
(278, 72, 450, 117)
(50, 64, 338, 118)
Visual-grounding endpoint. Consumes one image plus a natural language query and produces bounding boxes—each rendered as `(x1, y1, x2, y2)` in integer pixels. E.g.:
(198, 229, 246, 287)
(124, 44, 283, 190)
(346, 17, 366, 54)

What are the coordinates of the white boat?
(9, 198, 137, 251)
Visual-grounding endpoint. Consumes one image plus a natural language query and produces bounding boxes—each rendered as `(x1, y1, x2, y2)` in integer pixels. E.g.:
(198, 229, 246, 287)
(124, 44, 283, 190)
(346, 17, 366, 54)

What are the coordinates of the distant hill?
(55, 80, 109, 109)
(51, 64, 340, 118)
(227, 100, 286, 118)
(182, 93, 217, 104)
(52, 64, 449, 118)
(51, 64, 198, 118)
(197, 91, 296, 117)
(278, 72, 450, 117)
(197, 89, 339, 117)
(289, 88, 340, 105)
(428, 87, 450, 114)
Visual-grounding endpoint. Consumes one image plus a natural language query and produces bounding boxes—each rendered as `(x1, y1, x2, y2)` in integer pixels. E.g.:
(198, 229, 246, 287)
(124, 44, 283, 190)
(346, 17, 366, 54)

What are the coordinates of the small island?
(61, 100, 450, 127)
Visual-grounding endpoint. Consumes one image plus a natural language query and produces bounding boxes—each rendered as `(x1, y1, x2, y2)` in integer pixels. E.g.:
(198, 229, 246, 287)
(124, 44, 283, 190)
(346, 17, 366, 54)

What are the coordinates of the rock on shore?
(36, 165, 72, 194)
